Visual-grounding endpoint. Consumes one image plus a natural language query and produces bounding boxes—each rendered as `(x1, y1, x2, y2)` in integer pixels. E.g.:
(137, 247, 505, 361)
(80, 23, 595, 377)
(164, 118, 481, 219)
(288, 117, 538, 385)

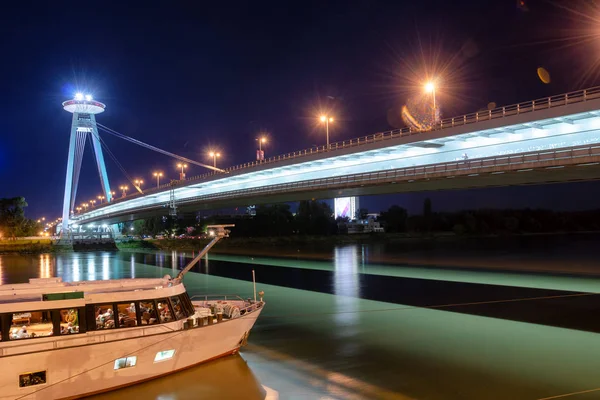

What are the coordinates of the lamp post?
(208, 151, 220, 168)
(424, 81, 437, 124)
(256, 137, 267, 161)
(89, 200, 96, 207)
(177, 163, 187, 180)
(153, 172, 163, 188)
(120, 185, 128, 197)
(97, 195, 105, 204)
(134, 179, 144, 190)
(319, 115, 334, 149)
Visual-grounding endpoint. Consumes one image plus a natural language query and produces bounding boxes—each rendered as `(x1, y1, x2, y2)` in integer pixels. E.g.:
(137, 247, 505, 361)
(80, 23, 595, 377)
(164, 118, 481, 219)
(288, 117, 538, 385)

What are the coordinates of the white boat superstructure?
(0, 225, 265, 399)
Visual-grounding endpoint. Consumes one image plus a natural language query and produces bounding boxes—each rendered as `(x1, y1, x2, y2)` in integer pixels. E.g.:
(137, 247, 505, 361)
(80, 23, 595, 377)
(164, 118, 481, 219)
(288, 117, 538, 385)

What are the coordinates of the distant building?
(334, 197, 358, 219)
(347, 217, 384, 234)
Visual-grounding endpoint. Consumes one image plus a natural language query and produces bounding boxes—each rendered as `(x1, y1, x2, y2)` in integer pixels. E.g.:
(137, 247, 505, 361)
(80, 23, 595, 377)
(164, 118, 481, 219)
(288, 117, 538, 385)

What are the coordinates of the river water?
(2, 243, 600, 400)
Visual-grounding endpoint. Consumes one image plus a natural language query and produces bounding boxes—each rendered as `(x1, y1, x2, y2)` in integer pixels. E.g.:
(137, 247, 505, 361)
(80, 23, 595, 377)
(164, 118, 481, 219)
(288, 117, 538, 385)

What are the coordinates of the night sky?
(1, 0, 600, 219)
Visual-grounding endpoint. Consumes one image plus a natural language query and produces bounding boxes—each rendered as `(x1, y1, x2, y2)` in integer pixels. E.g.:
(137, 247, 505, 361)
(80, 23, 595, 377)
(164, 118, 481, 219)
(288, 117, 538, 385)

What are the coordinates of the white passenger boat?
(0, 225, 264, 399)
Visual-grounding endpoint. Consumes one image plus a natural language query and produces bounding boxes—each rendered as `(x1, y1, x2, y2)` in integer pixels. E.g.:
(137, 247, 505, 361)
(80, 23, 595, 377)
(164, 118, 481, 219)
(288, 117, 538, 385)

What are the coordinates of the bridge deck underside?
(82, 151, 600, 224)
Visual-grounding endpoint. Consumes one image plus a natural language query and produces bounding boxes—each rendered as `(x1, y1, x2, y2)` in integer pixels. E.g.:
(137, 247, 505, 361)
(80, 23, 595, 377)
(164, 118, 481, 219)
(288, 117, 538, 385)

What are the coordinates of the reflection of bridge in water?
(70, 87, 600, 227)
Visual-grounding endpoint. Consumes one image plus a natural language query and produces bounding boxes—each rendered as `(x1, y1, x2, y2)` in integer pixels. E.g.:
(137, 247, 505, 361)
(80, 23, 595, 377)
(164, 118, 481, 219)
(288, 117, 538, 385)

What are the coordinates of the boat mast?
(176, 224, 234, 280)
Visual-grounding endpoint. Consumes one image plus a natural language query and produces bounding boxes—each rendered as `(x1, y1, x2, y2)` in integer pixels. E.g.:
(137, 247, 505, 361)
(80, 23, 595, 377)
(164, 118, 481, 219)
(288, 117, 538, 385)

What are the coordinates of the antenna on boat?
(176, 225, 234, 280)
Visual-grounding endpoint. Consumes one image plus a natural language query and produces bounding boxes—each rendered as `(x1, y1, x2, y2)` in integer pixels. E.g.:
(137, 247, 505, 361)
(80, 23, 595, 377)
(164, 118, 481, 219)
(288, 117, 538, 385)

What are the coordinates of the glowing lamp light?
(74, 93, 84, 100)
(424, 82, 435, 93)
(85, 94, 93, 101)
(320, 115, 327, 122)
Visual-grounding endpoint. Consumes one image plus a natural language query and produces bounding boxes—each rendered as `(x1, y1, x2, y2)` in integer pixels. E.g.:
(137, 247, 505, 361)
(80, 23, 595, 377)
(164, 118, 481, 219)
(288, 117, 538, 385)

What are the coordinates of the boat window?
(140, 300, 158, 325)
(114, 356, 137, 370)
(156, 298, 173, 323)
(154, 349, 175, 362)
(170, 296, 186, 320)
(59, 308, 80, 335)
(117, 303, 138, 328)
(180, 292, 195, 317)
(94, 304, 115, 330)
(19, 371, 46, 387)
(10, 311, 53, 340)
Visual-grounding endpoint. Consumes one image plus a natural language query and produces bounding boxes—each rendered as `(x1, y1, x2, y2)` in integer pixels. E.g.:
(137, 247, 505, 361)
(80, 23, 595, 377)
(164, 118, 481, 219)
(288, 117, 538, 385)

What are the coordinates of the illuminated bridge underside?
(81, 145, 600, 224)
(76, 93, 600, 225)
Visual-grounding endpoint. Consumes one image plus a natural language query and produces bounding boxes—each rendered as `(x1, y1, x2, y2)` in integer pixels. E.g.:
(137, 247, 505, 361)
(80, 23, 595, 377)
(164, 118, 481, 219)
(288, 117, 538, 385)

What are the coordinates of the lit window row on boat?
(0, 293, 195, 341)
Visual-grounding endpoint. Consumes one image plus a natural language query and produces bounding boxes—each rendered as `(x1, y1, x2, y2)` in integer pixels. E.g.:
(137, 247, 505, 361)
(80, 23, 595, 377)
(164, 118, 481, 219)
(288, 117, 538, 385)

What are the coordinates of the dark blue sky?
(1, 0, 599, 218)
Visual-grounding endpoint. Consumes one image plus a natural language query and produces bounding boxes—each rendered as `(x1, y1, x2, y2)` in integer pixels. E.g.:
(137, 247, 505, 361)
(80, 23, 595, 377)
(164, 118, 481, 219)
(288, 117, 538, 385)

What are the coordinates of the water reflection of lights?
(333, 245, 361, 355)
(72, 257, 81, 282)
(87, 257, 96, 281)
(246, 344, 404, 399)
(172, 251, 177, 270)
(130, 254, 136, 278)
(102, 253, 110, 280)
(262, 385, 280, 399)
(0, 256, 3, 285)
(39, 254, 51, 278)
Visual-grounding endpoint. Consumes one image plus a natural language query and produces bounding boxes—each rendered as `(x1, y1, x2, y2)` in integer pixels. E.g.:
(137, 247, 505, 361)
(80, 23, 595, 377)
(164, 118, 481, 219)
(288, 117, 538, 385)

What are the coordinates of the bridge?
(68, 87, 600, 228)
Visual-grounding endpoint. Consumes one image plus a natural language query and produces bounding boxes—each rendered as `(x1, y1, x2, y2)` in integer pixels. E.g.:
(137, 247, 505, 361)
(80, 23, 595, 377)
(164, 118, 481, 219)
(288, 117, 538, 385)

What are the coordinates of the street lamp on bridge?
(97, 195, 105, 204)
(256, 137, 267, 161)
(120, 185, 129, 197)
(89, 200, 96, 207)
(424, 80, 437, 124)
(319, 115, 334, 149)
(177, 163, 187, 180)
(153, 172, 163, 188)
(208, 151, 220, 168)
(134, 179, 144, 190)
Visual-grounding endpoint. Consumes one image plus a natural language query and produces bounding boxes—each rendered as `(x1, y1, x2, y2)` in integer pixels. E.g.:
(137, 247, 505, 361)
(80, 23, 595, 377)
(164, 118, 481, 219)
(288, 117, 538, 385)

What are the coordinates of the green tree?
(0, 197, 39, 238)
(295, 200, 336, 235)
(423, 198, 432, 232)
(355, 208, 369, 221)
(379, 205, 408, 233)
(254, 204, 295, 236)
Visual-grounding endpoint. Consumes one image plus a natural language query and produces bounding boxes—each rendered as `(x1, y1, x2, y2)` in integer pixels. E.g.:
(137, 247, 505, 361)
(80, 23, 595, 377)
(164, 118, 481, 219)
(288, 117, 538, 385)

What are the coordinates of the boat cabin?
(0, 277, 196, 343)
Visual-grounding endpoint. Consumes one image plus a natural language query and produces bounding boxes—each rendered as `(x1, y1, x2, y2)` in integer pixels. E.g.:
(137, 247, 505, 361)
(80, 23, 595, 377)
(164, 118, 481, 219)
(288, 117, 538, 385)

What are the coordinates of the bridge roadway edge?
(80, 152, 600, 225)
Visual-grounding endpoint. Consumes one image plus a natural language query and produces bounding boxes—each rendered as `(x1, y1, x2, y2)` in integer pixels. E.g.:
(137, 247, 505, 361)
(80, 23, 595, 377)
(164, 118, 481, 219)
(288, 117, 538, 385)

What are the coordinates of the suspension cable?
(90, 129, 142, 194)
(97, 123, 226, 173)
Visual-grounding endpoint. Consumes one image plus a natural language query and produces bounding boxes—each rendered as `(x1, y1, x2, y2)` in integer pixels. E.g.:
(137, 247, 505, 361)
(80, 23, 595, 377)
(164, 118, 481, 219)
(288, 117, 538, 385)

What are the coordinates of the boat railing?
(190, 294, 263, 316)
(190, 294, 247, 303)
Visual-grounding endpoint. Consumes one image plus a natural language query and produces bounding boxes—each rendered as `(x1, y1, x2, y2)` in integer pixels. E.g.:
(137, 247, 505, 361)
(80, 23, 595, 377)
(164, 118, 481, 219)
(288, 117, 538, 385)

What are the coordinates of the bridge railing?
(184, 86, 600, 178)
(81, 86, 600, 214)
(173, 144, 600, 204)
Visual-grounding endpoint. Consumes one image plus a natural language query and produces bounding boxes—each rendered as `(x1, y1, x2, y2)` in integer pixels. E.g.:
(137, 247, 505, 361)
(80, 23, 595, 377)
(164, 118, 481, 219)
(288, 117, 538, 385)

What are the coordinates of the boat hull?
(2, 307, 262, 400)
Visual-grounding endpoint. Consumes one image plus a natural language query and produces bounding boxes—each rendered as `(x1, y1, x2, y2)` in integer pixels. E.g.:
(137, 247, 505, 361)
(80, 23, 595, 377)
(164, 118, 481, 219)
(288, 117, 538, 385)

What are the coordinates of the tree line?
(0, 197, 42, 239)
(378, 199, 600, 235)
(128, 198, 600, 238)
(126, 200, 337, 238)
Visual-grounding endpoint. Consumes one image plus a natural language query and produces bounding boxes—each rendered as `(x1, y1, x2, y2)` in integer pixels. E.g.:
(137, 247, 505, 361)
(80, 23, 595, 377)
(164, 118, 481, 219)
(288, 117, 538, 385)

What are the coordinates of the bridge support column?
(111, 223, 125, 241)
(60, 96, 111, 238)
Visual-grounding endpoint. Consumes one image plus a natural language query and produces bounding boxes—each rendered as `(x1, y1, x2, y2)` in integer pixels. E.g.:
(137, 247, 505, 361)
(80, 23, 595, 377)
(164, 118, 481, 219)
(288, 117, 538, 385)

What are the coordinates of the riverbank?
(0, 239, 55, 254)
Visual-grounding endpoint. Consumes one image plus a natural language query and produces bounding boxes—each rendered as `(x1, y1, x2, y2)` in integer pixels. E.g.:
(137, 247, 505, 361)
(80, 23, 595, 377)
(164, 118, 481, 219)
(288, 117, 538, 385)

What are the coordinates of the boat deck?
(0, 277, 177, 304)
